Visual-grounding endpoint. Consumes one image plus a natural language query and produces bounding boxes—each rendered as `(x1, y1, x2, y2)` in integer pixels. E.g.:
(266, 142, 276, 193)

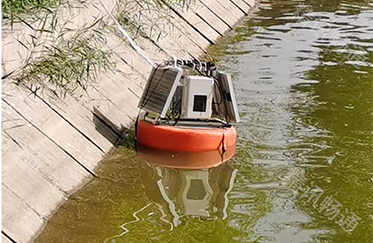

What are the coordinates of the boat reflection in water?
(136, 144, 235, 170)
(137, 145, 237, 227)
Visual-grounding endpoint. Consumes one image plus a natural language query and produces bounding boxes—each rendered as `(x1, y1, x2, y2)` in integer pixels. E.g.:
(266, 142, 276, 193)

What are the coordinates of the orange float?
(136, 120, 236, 153)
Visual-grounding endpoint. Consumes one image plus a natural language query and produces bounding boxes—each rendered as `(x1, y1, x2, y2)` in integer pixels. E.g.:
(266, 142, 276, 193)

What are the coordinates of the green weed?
(17, 28, 115, 97)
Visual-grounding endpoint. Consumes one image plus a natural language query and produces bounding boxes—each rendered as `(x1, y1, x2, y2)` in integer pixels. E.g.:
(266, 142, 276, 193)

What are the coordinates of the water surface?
(36, 0, 373, 242)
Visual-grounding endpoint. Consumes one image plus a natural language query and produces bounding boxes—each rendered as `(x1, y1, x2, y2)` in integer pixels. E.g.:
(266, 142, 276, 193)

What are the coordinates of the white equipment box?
(182, 76, 214, 119)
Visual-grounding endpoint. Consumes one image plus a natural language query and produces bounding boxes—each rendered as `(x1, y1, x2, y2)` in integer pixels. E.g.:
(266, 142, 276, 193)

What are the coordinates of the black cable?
(165, 97, 182, 126)
(212, 78, 223, 105)
(172, 113, 181, 126)
(193, 64, 225, 112)
(171, 98, 182, 116)
(195, 66, 206, 77)
(166, 113, 172, 126)
(165, 112, 181, 126)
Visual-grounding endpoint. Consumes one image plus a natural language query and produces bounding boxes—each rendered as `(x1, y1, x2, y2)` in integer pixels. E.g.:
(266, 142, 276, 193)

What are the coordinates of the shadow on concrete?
(92, 107, 125, 146)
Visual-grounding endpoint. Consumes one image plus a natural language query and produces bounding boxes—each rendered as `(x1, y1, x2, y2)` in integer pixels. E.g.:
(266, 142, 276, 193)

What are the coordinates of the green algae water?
(36, 0, 373, 242)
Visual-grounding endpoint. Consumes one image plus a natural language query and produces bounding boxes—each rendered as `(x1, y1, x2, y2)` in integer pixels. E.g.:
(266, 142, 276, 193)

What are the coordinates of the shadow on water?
(92, 106, 126, 146)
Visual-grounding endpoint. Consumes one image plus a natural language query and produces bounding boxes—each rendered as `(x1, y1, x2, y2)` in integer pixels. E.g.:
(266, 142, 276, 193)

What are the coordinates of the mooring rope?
(99, 0, 156, 68)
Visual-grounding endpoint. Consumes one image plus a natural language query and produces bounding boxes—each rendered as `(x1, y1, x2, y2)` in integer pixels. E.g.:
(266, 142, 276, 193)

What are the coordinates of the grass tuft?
(114, 0, 196, 41)
(17, 29, 115, 97)
(2, 0, 60, 21)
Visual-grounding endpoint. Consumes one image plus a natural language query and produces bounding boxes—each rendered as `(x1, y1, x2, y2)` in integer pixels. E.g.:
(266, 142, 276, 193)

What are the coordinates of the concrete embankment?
(2, 0, 255, 242)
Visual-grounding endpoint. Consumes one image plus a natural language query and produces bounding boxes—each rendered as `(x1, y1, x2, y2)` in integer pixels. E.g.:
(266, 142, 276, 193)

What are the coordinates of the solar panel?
(138, 66, 183, 118)
(213, 71, 240, 123)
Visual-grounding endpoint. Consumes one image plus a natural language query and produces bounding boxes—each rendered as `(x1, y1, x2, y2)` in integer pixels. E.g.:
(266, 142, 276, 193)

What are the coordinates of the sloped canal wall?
(2, 0, 255, 242)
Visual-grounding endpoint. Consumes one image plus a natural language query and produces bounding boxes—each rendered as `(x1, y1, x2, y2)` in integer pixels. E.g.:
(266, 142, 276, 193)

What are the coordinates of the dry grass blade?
(114, 0, 195, 40)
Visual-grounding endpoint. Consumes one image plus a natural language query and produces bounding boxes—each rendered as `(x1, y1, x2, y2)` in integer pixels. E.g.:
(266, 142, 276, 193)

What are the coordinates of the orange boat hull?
(136, 120, 236, 152)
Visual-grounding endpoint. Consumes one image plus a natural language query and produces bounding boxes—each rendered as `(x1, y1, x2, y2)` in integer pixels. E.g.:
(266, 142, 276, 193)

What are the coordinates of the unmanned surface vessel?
(135, 59, 240, 169)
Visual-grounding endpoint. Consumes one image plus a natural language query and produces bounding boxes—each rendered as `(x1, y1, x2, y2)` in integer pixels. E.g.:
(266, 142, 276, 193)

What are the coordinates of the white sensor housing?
(182, 76, 214, 119)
